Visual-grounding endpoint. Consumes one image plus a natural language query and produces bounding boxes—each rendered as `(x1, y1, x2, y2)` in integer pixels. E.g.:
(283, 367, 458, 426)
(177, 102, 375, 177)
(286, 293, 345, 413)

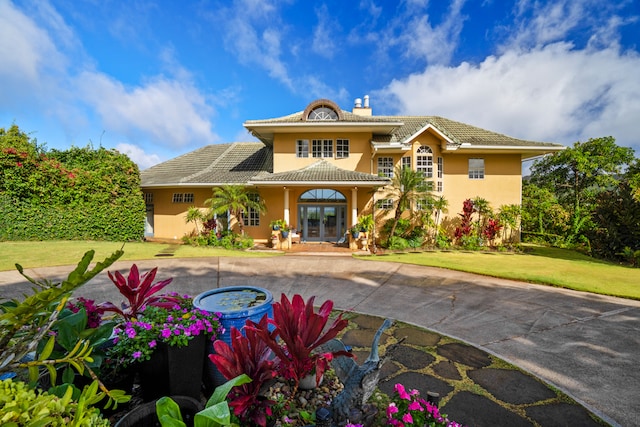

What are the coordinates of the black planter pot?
(113, 395, 203, 427)
(138, 334, 206, 402)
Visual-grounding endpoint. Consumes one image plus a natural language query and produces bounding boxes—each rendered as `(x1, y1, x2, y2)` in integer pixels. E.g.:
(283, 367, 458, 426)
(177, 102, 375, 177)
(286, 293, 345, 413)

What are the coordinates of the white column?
(283, 187, 290, 225)
(351, 187, 358, 226)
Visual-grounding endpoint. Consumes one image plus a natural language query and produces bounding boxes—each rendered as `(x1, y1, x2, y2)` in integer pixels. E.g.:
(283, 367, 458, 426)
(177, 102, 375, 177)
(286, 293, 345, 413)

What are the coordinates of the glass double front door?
(298, 205, 346, 242)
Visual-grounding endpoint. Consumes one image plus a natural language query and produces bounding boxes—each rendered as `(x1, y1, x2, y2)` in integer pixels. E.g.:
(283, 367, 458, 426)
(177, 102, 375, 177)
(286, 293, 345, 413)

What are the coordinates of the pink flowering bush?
(108, 293, 222, 367)
(387, 383, 465, 427)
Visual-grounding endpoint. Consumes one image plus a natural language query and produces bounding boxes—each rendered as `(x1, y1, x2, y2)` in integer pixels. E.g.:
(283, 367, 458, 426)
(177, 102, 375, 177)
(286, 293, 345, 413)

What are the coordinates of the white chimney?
(352, 94, 372, 116)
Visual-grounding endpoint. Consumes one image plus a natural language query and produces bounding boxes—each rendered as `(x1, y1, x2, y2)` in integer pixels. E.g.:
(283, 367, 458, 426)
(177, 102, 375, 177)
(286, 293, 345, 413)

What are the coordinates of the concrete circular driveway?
(1, 255, 638, 426)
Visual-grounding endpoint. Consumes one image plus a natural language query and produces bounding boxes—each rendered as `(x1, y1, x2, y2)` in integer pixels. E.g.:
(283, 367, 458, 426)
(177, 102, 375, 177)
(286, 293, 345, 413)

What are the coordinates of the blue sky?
(1, 0, 638, 169)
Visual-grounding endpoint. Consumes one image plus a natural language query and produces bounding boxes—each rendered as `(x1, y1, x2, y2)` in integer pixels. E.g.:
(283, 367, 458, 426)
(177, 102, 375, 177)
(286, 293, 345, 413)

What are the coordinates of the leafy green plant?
(269, 219, 286, 230)
(357, 214, 374, 233)
(39, 302, 116, 389)
(0, 249, 129, 408)
(0, 249, 122, 383)
(156, 374, 252, 427)
(0, 378, 111, 427)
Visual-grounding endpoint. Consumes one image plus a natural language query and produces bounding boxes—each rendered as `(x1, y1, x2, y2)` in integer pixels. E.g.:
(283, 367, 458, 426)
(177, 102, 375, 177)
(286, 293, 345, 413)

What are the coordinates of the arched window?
(308, 106, 338, 121)
(416, 146, 433, 178)
(299, 189, 346, 202)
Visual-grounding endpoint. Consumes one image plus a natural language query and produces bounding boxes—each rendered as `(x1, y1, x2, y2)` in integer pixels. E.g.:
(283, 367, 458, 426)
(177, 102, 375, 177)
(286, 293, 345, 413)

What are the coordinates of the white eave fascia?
(247, 180, 390, 186)
(451, 144, 566, 152)
(370, 142, 411, 151)
(404, 123, 456, 146)
(141, 182, 254, 188)
(244, 121, 404, 133)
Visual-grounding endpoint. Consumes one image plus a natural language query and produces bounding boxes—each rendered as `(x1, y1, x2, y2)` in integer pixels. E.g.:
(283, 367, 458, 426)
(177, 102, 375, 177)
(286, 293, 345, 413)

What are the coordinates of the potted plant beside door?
(269, 219, 286, 231)
(280, 224, 291, 239)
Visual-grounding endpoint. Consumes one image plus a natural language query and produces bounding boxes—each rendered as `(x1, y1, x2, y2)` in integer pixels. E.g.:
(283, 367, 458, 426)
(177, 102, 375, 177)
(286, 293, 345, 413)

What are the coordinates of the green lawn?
(0, 240, 279, 271)
(357, 245, 640, 300)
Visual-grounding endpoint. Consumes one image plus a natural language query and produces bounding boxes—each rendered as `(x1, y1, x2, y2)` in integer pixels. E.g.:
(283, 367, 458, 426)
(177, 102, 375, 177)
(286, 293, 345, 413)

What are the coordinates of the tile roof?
(376, 115, 560, 147)
(141, 143, 272, 186)
(249, 160, 390, 185)
(246, 107, 561, 148)
(244, 110, 398, 124)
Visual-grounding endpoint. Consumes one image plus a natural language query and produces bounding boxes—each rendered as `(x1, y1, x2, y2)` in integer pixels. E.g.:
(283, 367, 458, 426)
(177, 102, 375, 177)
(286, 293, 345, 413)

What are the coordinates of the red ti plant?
(248, 294, 352, 390)
(208, 316, 277, 427)
(98, 264, 178, 320)
(482, 218, 503, 246)
(454, 198, 475, 240)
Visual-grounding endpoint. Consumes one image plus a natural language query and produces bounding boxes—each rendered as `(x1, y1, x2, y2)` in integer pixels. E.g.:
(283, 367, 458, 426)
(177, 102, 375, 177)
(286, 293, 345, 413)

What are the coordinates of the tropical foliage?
(0, 124, 145, 241)
(0, 249, 130, 412)
(524, 136, 639, 264)
(205, 185, 267, 236)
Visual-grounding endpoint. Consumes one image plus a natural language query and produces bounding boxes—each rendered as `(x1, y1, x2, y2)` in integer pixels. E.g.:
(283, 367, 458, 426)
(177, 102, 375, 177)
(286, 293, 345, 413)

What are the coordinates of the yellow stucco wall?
(443, 153, 522, 211)
(273, 132, 374, 173)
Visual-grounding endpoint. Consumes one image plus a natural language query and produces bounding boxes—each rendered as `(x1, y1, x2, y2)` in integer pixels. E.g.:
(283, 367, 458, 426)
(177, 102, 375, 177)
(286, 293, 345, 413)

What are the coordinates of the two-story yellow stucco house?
(140, 97, 564, 244)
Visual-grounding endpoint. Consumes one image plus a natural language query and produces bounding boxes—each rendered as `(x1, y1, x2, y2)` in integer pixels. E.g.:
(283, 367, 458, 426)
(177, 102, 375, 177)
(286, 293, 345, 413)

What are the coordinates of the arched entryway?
(297, 189, 347, 242)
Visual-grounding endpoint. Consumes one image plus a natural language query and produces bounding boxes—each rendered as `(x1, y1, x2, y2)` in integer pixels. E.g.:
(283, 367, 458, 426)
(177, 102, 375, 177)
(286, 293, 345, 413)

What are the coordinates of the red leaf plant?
(98, 264, 178, 320)
(208, 315, 277, 427)
(248, 294, 353, 390)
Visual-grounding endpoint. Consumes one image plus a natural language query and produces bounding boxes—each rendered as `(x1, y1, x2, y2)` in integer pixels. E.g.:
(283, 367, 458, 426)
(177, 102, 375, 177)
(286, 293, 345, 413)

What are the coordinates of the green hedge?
(1, 125, 145, 241)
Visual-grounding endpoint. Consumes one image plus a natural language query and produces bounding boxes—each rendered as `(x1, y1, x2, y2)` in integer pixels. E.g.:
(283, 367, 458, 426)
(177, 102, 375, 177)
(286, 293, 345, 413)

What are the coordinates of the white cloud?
(115, 142, 162, 170)
(402, 0, 467, 65)
(380, 41, 640, 153)
(312, 4, 341, 59)
(214, 0, 294, 90)
(76, 72, 218, 149)
(0, 1, 68, 106)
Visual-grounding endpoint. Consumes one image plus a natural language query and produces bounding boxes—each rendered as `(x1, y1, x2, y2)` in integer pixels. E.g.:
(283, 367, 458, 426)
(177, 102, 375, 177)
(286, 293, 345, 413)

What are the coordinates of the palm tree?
(471, 197, 492, 234)
(383, 166, 432, 239)
(204, 185, 267, 235)
(185, 206, 205, 235)
(432, 195, 449, 243)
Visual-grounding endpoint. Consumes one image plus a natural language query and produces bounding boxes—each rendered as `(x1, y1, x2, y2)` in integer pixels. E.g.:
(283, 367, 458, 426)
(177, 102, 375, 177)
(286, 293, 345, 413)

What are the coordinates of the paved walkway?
(1, 255, 638, 426)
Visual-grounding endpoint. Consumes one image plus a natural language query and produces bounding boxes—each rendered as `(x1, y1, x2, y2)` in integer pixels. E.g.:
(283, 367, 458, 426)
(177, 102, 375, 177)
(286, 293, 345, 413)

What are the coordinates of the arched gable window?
(299, 189, 346, 202)
(302, 99, 343, 121)
(416, 146, 433, 178)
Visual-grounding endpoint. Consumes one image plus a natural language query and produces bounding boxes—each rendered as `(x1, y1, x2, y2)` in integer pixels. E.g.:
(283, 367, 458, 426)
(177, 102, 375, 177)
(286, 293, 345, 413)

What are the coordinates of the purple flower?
(149, 340, 157, 348)
(126, 327, 136, 338)
(132, 351, 142, 359)
(161, 328, 171, 338)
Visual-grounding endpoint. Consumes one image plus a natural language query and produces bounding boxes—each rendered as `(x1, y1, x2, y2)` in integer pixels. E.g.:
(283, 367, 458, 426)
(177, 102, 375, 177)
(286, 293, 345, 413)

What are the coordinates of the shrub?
(0, 129, 145, 242)
(0, 379, 110, 427)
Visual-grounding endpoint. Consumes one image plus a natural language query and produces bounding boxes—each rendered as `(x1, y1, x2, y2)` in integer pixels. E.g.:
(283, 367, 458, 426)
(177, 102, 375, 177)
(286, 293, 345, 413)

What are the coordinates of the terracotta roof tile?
(250, 160, 390, 184)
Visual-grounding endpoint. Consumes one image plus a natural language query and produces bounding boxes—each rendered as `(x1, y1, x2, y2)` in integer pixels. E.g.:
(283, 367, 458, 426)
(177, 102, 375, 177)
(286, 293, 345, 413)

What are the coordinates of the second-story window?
(416, 146, 433, 178)
(469, 158, 485, 179)
(296, 139, 309, 158)
(401, 156, 411, 169)
(312, 139, 333, 158)
(377, 157, 394, 178)
(336, 139, 349, 158)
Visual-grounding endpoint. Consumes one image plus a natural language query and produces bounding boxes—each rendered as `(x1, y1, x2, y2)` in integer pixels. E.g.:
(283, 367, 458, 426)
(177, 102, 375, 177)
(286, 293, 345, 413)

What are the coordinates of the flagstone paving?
(342, 313, 605, 427)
